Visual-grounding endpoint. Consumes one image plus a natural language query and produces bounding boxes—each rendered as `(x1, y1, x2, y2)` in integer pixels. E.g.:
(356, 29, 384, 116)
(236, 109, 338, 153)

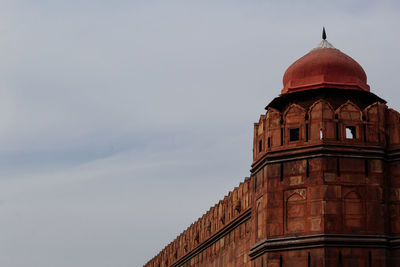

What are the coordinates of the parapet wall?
(144, 176, 254, 267)
(253, 100, 390, 165)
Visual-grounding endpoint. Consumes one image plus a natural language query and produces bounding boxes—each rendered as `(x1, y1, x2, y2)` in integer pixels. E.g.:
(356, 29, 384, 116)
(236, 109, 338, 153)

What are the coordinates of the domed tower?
(249, 29, 400, 266)
(144, 30, 400, 267)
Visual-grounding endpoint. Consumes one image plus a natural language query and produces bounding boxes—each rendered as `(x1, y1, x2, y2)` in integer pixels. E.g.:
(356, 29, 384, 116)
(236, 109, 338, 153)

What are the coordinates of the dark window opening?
(280, 255, 283, 267)
(338, 251, 343, 267)
(305, 124, 309, 142)
(259, 140, 262, 153)
(369, 251, 372, 267)
(290, 128, 300, 142)
(281, 128, 284, 146)
(306, 160, 310, 178)
(320, 128, 323, 140)
(345, 126, 356, 139)
(337, 158, 341, 177)
(268, 137, 271, 148)
(365, 160, 369, 177)
(280, 163, 284, 181)
(305, 114, 309, 120)
(308, 252, 311, 267)
(336, 123, 339, 141)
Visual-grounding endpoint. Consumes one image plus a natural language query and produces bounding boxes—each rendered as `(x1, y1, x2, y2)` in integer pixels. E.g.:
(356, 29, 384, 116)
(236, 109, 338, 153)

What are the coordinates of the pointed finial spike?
(322, 27, 327, 40)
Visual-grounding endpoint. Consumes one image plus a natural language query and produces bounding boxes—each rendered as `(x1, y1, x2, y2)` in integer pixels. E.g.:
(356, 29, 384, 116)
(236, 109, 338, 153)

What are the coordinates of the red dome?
(282, 45, 370, 94)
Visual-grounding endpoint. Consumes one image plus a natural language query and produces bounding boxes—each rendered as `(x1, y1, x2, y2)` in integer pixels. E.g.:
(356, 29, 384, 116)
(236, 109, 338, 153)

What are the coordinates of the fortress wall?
(144, 176, 255, 267)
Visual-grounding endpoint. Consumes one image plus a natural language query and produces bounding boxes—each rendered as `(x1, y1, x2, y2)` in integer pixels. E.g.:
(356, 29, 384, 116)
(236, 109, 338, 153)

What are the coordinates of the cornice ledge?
(249, 234, 394, 260)
(251, 144, 386, 174)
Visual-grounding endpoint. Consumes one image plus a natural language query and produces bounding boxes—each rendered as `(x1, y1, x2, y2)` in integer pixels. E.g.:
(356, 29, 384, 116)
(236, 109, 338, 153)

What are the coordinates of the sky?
(0, 1, 400, 266)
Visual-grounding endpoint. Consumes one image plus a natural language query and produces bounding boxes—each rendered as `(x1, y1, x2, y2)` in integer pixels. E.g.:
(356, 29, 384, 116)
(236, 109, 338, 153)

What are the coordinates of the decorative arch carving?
(262, 108, 282, 148)
(307, 100, 335, 140)
(308, 99, 335, 121)
(287, 192, 306, 202)
(256, 115, 266, 136)
(360, 102, 384, 143)
(335, 101, 362, 121)
(283, 104, 306, 125)
(363, 102, 381, 122)
(285, 189, 306, 233)
(266, 107, 282, 128)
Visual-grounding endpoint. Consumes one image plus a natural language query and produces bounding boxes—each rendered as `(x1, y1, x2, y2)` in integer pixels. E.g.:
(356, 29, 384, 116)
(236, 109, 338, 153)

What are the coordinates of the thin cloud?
(0, 1, 399, 266)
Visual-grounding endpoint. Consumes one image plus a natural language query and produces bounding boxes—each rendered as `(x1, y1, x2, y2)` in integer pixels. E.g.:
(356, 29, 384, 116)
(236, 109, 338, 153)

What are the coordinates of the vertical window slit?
(259, 140, 262, 153)
(337, 158, 341, 177)
(369, 251, 372, 267)
(305, 124, 309, 142)
(306, 160, 310, 178)
(336, 122, 339, 141)
(281, 128, 284, 146)
(338, 251, 342, 267)
(268, 137, 271, 148)
(279, 254, 283, 267)
(308, 252, 311, 267)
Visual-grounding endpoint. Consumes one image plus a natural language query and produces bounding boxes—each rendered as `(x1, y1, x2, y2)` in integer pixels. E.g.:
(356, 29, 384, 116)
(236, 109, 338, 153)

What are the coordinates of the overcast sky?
(1, 1, 400, 266)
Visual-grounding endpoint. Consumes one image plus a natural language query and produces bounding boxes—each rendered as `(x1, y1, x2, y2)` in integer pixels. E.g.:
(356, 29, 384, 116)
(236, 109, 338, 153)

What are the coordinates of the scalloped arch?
(308, 99, 335, 120)
(266, 107, 281, 118)
(335, 101, 362, 121)
(282, 103, 306, 125)
(283, 103, 306, 118)
(287, 192, 305, 202)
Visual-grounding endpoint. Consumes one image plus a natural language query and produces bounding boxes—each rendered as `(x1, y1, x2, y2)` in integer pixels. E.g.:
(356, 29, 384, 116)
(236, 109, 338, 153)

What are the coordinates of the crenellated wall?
(144, 176, 254, 267)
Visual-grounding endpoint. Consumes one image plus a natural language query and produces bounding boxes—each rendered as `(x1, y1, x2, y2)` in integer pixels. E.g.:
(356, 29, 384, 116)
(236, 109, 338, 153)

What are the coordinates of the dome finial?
(314, 27, 334, 49)
(322, 27, 327, 40)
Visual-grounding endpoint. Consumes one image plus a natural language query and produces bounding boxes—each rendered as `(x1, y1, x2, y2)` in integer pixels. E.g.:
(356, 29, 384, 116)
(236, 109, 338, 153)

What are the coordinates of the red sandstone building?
(145, 30, 400, 267)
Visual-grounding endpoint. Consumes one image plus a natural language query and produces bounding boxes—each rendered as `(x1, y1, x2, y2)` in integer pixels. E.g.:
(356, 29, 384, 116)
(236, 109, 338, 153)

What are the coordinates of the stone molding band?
(250, 144, 394, 174)
(249, 234, 400, 260)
